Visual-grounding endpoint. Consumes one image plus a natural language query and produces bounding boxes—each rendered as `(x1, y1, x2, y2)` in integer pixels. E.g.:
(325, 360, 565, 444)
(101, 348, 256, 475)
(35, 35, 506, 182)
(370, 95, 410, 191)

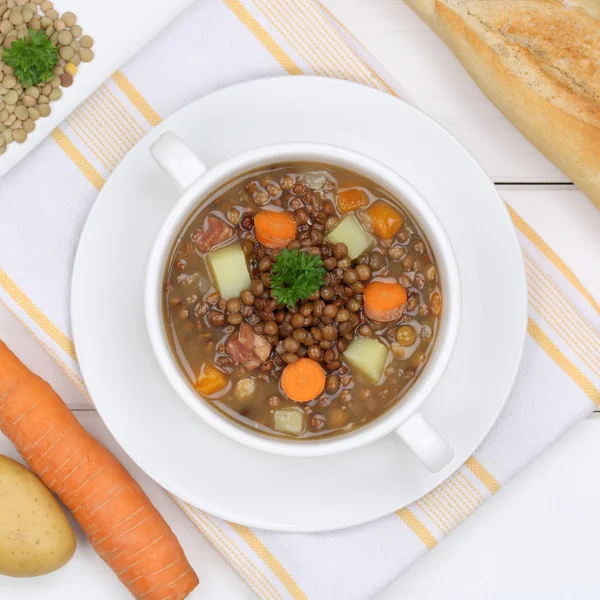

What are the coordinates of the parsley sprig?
(270, 249, 326, 306)
(3, 29, 59, 87)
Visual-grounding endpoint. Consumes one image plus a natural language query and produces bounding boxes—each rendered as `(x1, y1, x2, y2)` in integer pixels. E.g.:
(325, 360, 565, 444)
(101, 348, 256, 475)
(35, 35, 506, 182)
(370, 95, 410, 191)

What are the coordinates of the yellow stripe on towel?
(111, 71, 163, 126)
(528, 318, 600, 405)
(508, 205, 600, 317)
(0, 297, 88, 398)
(229, 523, 308, 600)
(314, 0, 398, 95)
(173, 499, 281, 600)
(465, 457, 501, 494)
(0, 268, 77, 361)
(222, 0, 303, 75)
(397, 507, 438, 549)
(51, 127, 105, 190)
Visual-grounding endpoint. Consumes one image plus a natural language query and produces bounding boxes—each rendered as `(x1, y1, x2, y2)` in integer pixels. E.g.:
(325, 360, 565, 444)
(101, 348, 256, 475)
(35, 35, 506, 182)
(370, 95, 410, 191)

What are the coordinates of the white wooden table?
(2, 1, 600, 598)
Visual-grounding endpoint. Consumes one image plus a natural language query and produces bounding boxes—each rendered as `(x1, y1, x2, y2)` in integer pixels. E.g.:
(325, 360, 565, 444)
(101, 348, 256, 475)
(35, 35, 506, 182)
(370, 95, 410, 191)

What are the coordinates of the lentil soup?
(163, 163, 442, 439)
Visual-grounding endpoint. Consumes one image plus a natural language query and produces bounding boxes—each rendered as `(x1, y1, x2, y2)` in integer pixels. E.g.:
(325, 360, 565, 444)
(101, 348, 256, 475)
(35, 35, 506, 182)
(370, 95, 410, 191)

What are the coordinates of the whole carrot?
(0, 341, 199, 599)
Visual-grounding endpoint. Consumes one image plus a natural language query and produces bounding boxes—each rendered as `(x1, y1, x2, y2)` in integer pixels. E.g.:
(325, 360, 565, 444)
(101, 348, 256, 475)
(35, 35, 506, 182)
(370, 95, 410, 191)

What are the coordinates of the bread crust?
(405, 0, 600, 207)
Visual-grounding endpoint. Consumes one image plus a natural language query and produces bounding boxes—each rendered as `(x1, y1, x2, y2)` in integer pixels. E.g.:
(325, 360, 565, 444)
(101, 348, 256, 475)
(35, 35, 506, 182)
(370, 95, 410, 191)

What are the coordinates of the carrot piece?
(337, 188, 368, 213)
(254, 210, 298, 248)
(195, 363, 228, 396)
(366, 200, 404, 239)
(281, 358, 326, 403)
(0, 341, 198, 600)
(363, 280, 408, 322)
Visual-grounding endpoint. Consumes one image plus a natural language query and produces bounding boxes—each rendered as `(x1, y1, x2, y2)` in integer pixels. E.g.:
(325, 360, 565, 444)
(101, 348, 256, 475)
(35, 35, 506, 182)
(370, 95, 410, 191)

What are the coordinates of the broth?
(163, 163, 441, 439)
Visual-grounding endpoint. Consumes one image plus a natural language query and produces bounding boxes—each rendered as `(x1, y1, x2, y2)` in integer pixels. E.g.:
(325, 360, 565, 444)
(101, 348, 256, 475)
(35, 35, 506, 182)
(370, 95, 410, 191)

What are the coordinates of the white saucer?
(71, 77, 527, 532)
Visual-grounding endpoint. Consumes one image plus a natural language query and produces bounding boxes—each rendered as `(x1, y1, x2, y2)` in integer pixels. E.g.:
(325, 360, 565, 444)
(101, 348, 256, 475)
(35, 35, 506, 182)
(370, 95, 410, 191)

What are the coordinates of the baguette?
(404, 0, 600, 207)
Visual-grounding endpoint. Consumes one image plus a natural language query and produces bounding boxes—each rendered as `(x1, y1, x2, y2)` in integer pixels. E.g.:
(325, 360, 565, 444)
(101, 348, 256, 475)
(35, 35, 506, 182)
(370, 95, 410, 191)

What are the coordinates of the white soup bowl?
(146, 132, 461, 471)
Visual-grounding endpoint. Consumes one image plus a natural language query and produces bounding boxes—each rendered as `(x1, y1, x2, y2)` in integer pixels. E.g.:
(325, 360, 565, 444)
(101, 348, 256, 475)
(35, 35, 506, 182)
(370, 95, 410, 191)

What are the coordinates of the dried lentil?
(0, 3, 93, 151)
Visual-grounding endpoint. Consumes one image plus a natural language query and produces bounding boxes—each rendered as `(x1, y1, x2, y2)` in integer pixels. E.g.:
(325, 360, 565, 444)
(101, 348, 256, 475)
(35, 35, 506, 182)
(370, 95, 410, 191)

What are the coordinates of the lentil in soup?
(163, 163, 442, 439)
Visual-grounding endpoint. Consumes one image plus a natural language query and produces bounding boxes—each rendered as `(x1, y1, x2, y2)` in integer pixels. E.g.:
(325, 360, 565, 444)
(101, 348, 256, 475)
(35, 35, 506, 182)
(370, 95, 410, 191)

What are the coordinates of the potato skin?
(0, 455, 76, 577)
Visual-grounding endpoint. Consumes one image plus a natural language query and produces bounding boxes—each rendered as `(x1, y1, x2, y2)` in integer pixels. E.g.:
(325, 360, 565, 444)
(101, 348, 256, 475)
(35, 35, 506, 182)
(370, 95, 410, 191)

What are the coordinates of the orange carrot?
(366, 200, 404, 239)
(254, 210, 297, 248)
(0, 341, 198, 600)
(195, 363, 228, 396)
(337, 188, 368, 213)
(281, 358, 326, 403)
(363, 280, 407, 322)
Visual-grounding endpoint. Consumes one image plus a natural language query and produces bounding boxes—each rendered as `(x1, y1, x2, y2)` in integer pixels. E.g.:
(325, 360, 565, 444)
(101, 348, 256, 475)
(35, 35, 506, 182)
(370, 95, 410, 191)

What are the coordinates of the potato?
(326, 215, 373, 260)
(235, 377, 256, 401)
(343, 338, 389, 383)
(0, 455, 76, 577)
(207, 242, 251, 300)
(273, 408, 306, 436)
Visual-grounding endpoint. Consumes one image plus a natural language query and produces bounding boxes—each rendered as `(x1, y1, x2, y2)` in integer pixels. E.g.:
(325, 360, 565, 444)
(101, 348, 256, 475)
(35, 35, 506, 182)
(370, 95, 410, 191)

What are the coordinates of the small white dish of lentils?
(0, 0, 94, 152)
(0, 0, 195, 177)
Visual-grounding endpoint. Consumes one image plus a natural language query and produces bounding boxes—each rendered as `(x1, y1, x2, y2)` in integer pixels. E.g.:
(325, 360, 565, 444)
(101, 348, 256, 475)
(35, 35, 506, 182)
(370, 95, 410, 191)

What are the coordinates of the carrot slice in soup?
(366, 200, 404, 239)
(363, 280, 407, 322)
(195, 363, 228, 396)
(337, 188, 368, 213)
(254, 210, 298, 248)
(281, 358, 326, 402)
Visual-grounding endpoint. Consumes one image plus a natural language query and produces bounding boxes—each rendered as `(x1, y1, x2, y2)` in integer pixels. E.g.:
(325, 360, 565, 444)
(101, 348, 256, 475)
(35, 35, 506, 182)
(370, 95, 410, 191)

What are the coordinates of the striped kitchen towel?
(1, 1, 599, 599)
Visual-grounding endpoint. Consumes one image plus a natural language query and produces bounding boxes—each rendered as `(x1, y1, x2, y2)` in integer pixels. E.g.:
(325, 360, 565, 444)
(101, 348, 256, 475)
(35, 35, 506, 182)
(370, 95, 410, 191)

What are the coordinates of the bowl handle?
(150, 131, 207, 193)
(395, 412, 454, 472)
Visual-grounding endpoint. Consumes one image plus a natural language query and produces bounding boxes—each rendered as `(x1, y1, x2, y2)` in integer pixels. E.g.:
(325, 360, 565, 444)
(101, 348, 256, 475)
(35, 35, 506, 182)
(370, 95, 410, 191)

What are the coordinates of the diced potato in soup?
(343, 338, 389, 383)
(273, 407, 306, 436)
(326, 215, 373, 260)
(207, 242, 251, 299)
(235, 378, 256, 400)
